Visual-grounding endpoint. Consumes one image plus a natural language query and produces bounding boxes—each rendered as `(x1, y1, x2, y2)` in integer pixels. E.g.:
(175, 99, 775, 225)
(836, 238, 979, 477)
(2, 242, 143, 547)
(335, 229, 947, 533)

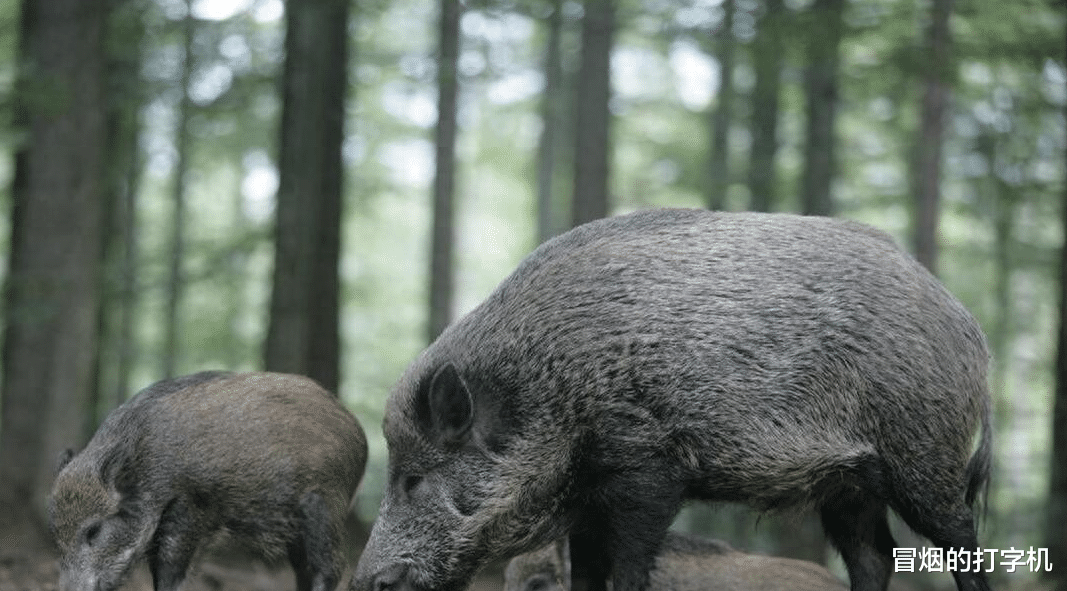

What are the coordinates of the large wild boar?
(353, 209, 991, 591)
(504, 531, 846, 591)
(49, 371, 367, 591)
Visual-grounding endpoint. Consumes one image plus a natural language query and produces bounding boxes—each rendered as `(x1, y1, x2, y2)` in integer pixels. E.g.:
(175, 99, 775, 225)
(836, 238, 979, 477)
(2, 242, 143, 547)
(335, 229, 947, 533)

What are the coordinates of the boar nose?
(371, 564, 411, 591)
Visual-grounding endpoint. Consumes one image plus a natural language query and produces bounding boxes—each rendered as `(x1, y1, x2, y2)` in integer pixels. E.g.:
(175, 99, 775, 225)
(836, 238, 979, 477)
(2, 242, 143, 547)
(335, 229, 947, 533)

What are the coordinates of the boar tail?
(964, 395, 992, 526)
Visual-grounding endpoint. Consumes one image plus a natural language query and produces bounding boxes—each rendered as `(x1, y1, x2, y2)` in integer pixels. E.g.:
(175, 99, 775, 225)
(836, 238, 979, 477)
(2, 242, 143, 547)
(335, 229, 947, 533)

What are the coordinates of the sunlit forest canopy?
(0, 0, 1064, 588)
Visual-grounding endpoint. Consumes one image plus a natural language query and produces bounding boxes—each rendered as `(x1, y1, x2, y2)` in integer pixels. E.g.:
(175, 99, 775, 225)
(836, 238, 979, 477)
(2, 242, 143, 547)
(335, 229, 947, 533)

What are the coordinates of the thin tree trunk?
(0, 0, 108, 530)
(1049, 103, 1067, 591)
(706, 0, 735, 211)
(747, 0, 784, 213)
(427, 0, 462, 342)
(97, 0, 144, 414)
(912, 0, 954, 274)
(264, 0, 349, 393)
(571, 0, 615, 227)
(799, 0, 844, 217)
(223, 171, 246, 370)
(114, 140, 140, 406)
(162, 1, 193, 379)
(537, 0, 564, 243)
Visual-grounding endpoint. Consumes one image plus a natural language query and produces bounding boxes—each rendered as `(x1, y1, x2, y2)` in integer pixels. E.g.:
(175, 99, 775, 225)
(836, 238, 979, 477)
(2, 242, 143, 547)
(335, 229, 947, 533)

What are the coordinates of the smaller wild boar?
(48, 371, 367, 591)
(504, 532, 846, 591)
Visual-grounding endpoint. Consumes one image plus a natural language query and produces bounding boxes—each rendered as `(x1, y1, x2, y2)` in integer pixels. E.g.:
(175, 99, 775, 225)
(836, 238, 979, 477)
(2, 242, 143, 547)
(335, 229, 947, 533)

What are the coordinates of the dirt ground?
(0, 548, 507, 591)
(0, 514, 505, 591)
(0, 546, 506, 591)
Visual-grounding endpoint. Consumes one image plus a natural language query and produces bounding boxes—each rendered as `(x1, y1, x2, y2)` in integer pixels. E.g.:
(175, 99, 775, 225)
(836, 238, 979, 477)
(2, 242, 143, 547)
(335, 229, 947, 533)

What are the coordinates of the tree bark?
(706, 0, 736, 211)
(162, 0, 193, 379)
(264, 0, 349, 393)
(571, 0, 615, 227)
(1049, 104, 1067, 591)
(427, 0, 462, 343)
(98, 0, 145, 413)
(537, 0, 564, 243)
(747, 0, 784, 213)
(912, 0, 954, 274)
(0, 0, 108, 527)
(799, 0, 844, 217)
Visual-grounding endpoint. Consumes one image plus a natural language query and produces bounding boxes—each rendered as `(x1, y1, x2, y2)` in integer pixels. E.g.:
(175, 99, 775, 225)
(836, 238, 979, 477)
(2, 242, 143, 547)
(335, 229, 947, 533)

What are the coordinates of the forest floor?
(0, 512, 506, 591)
(0, 547, 507, 591)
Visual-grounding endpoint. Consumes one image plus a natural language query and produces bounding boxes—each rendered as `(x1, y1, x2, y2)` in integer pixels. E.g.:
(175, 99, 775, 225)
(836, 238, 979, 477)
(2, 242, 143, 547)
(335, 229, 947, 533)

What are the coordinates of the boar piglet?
(505, 532, 846, 591)
(49, 371, 367, 591)
(352, 209, 992, 591)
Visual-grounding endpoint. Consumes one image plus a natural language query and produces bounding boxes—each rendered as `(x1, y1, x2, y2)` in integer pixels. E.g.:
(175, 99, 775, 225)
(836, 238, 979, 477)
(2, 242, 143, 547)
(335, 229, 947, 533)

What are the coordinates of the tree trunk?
(1049, 106, 1067, 591)
(264, 0, 349, 393)
(0, 0, 108, 530)
(427, 0, 462, 343)
(912, 0, 954, 274)
(97, 0, 145, 413)
(799, 0, 844, 217)
(747, 0, 784, 213)
(706, 0, 735, 211)
(571, 0, 615, 227)
(162, 0, 193, 379)
(537, 0, 564, 244)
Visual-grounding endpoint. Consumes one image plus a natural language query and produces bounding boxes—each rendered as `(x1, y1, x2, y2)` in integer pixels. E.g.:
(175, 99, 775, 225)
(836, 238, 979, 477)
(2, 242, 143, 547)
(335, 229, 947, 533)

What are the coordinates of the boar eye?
(524, 574, 553, 591)
(83, 522, 102, 544)
(402, 474, 423, 495)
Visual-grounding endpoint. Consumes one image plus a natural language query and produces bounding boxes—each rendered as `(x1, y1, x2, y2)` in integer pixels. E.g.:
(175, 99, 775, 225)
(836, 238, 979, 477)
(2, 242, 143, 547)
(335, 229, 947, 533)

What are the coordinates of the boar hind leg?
(289, 491, 341, 591)
(892, 502, 991, 591)
(149, 498, 203, 591)
(820, 493, 896, 591)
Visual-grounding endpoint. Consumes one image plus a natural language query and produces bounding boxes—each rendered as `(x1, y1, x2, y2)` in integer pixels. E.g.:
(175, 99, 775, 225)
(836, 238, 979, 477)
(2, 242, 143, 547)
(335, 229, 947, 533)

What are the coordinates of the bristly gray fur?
(49, 371, 367, 591)
(353, 209, 992, 591)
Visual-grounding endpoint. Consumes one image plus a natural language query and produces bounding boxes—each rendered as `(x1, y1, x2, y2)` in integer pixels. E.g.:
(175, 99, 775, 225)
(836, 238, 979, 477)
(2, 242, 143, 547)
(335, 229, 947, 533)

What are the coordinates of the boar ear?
(417, 363, 474, 446)
(100, 447, 139, 499)
(54, 448, 75, 476)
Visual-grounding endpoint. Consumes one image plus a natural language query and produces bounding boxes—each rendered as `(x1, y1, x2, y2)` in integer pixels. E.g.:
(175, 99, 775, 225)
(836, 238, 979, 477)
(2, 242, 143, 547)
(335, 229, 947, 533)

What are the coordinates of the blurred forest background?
(0, 0, 1064, 589)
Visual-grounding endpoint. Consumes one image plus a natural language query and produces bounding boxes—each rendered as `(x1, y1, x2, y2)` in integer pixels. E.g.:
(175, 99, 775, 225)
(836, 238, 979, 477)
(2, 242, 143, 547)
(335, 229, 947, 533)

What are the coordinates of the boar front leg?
(573, 471, 683, 591)
(149, 497, 205, 591)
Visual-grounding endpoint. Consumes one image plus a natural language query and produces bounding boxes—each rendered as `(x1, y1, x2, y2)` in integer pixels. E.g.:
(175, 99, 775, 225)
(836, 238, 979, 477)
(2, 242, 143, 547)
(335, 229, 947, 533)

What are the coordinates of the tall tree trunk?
(799, 0, 844, 217)
(264, 0, 349, 393)
(706, 0, 735, 211)
(162, 0, 193, 379)
(537, 0, 564, 244)
(912, 0, 954, 274)
(747, 0, 783, 213)
(0, 0, 108, 531)
(98, 0, 145, 413)
(1049, 104, 1067, 591)
(427, 0, 462, 343)
(571, 0, 615, 227)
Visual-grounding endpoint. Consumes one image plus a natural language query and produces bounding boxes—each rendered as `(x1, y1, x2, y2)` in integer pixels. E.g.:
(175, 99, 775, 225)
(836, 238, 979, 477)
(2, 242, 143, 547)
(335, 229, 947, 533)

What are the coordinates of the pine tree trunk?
(427, 0, 462, 343)
(98, 0, 145, 413)
(706, 0, 736, 212)
(264, 0, 349, 393)
(537, 0, 564, 243)
(571, 0, 615, 227)
(0, 0, 108, 529)
(162, 0, 193, 379)
(799, 0, 844, 217)
(912, 0, 954, 274)
(747, 0, 784, 213)
(1049, 111, 1067, 591)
